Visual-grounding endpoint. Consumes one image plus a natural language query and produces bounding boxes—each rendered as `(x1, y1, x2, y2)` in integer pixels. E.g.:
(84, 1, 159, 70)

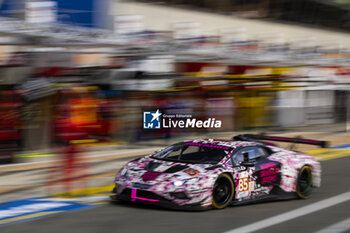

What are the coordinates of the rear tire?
(212, 174, 234, 209)
(296, 165, 313, 199)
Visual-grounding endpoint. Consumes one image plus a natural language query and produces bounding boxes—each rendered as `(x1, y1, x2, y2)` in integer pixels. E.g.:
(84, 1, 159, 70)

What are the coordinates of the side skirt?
(231, 187, 297, 206)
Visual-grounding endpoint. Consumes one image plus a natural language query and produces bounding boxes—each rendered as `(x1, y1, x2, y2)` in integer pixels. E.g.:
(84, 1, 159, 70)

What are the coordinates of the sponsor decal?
(143, 109, 222, 129)
(260, 162, 277, 170)
(249, 181, 255, 192)
(260, 168, 279, 177)
(257, 161, 280, 185)
(183, 168, 200, 177)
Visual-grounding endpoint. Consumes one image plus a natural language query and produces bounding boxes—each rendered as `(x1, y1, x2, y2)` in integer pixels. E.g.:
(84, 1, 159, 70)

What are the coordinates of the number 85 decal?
(239, 177, 249, 192)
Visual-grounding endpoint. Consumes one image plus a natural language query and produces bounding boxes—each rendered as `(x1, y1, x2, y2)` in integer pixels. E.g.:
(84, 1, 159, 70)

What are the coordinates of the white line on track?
(223, 190, 350, 233)
(314, 217, 350, 233)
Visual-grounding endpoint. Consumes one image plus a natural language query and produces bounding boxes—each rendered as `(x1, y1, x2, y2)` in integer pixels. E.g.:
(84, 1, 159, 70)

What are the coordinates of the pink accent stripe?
(131, 188, 137, 201)
(131, 188, 160, 203)
(185, 142, 230, 150)
(135, 197, 160, 202)
(224, 153, 232, 166)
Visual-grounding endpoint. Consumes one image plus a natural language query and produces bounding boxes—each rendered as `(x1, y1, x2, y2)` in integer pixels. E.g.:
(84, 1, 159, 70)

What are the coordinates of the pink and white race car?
(112, 134, 326, 210)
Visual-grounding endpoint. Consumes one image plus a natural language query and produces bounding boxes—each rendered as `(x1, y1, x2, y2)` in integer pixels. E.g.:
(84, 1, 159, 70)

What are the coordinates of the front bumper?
(111, 185, 210, 211)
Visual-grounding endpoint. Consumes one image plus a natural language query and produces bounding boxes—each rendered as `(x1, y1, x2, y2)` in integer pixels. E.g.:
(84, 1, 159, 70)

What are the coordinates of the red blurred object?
(63, 144, 88, 193)
(53, 87, 101, 194)
(0, 90, 23, 163)
(54, 88, 103, 144)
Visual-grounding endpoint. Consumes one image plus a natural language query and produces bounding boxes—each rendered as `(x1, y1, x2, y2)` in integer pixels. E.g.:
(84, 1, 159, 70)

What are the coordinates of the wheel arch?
(211, 172, 235, 209)
(221, 172, 234, 182)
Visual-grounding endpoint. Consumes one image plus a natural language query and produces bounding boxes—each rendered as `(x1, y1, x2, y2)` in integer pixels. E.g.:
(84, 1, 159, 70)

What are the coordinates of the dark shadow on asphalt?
(109, 200, 209, 212)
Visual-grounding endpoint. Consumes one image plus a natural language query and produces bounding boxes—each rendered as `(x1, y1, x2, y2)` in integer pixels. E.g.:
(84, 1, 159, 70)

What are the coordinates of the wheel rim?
(298, 167, 312, 195)
(213, 177, 232, 206)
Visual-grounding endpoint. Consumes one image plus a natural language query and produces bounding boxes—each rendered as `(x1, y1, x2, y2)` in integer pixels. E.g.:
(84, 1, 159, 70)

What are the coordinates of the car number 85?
(239, 177, 249, 192)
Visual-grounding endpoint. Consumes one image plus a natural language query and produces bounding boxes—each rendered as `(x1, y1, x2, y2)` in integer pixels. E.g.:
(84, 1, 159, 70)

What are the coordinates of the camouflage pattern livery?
(112, 138, 321, 210)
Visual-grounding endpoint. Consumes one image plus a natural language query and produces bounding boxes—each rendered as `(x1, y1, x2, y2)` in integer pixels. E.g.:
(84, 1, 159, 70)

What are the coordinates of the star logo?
(143, 110, 162, 129)
(150, 109, 161, 122)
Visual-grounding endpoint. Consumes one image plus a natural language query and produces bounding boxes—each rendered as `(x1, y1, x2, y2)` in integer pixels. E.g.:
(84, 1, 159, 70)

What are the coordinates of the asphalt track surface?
(1, 156, 350, 233)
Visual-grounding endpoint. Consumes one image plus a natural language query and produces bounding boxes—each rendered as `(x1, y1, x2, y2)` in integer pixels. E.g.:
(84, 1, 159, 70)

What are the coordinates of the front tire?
(296, 165, 313, 199)
(212, 174, 234, 209)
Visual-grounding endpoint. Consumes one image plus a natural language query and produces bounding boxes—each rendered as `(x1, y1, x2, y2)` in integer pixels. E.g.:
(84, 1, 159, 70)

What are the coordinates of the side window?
(159, 144, 182, 158)
(183, 145, 200, 154)
(257, 147, 270, 157)
(233, 147, 253, 164)
(167, 145, 199, 159)
(166, 149, 181, 159)
(233, 147, 264, 165)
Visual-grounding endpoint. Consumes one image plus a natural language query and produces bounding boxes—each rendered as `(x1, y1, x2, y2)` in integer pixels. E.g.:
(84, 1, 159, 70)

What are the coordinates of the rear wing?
(233, 134, 329, 148)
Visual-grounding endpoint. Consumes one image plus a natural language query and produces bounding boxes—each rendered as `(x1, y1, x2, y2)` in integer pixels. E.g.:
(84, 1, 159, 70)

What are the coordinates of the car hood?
(123, 157, 219, 179)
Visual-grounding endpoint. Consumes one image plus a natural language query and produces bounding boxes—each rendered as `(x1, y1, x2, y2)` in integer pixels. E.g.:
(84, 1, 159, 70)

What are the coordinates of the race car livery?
(112, 134, 324, 210)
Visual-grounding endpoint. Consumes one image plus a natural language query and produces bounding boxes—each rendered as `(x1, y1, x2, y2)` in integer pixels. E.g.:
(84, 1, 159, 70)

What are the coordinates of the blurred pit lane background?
(0, 0, 350, 165)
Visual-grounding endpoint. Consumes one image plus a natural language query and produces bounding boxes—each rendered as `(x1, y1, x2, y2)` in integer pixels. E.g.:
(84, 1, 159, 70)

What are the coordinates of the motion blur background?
(0, 0, 350, 163)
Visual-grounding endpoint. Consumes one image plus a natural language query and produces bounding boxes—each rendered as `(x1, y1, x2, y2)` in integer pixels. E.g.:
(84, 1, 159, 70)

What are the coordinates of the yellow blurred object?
(236, 96, 270, 128)
(70, 139, 98, 144)
(15, 153, 55, 158)
(71, 86, 99, 91)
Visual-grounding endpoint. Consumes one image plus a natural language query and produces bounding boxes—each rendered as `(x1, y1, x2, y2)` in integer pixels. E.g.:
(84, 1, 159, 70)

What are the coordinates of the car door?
(231, 146, 260, 200)
(252, 146, 282, 194)
(231, 146, 281, 201)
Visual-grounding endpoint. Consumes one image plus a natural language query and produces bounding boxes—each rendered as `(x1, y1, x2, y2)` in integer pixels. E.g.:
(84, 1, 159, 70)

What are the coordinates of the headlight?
(172, 177, 200, 186)
(173, 180, 184, 186)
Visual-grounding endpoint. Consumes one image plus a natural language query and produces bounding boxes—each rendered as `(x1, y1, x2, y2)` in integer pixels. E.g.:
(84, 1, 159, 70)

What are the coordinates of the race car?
(112, 134, 326, 210)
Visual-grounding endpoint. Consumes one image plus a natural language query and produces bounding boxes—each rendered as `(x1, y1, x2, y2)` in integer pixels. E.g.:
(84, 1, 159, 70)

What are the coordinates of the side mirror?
(243, 152, 249, 162)
(241, 161, 255, 167)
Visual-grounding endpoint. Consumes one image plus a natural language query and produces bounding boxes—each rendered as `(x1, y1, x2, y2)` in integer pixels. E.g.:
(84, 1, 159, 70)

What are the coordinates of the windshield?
(151, 142, 230, 164)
